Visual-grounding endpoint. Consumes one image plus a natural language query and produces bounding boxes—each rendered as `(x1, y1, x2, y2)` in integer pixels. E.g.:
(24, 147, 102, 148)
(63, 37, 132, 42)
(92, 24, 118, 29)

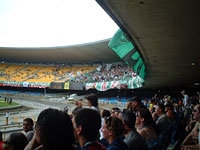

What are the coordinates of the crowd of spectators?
(0, 63, 137, 84)
(1, 90, 200, 150)
(69, 63, 137, 83)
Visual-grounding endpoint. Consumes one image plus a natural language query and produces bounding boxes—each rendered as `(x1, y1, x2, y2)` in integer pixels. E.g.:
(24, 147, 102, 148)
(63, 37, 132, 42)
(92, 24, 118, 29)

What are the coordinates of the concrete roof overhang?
(0, 39, 121, 64)
(96, 0, 200, 89)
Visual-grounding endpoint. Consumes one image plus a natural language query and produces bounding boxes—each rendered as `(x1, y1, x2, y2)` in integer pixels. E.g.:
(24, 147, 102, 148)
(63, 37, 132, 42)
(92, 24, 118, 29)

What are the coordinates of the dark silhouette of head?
(85, 94, 98, 107)
(73, 108, 101, 141)
(4, 132, 28, 150)
(36, 108, 75, 150)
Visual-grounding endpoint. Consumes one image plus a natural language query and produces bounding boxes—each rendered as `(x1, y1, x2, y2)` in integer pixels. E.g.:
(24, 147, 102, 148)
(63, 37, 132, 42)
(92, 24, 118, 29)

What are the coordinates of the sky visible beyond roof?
(0, 0, 119, 47)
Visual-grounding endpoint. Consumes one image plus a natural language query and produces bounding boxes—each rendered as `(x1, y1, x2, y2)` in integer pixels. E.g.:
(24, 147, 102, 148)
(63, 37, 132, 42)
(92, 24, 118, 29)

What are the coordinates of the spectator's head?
(192, 104, 200, 122)
(119, 109, 136, 130)
(102, 109, 111, 118)
(72, 108, 101, 147)
(165, 103, 174, 112)
(111, 107, 120, 117)
(101, 116, 124, 144)
(155, 103, 165, 116)
(136, 108, 156, 128)
(85, 94, 98, 107)
(35, 108, 74, 150)
(3, 132, 28, 150)
(23, 118, 34, 133)
(128, 96, 142, 111)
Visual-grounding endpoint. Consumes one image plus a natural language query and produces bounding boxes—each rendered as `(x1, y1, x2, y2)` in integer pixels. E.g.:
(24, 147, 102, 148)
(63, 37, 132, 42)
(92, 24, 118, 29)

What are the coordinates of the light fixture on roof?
(194, 83, 200, 86)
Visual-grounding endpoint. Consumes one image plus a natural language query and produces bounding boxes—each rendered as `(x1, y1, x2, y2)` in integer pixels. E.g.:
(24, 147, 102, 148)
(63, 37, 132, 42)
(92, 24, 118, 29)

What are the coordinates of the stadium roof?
(97, 0, 200, 89)
(0, 39, 121, 64)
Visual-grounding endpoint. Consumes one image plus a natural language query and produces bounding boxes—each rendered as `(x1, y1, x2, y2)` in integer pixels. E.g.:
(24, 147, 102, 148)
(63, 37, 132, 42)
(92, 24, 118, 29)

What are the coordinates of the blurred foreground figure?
(3, 132, 28, 150)
(24, 108, 75, 150)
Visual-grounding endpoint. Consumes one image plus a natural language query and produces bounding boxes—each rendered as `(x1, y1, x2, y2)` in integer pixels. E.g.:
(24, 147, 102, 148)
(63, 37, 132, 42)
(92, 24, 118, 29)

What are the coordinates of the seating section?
(0, 64, 97, 83)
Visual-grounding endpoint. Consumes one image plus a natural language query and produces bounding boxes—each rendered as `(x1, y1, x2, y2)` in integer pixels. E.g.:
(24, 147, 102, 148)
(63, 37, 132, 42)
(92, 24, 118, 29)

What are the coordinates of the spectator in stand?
(127, 96, 151, 118)
(100, 109, 111, 147)
(165, 103, 178, 123)
(3, 132, 28, 150)
(85, 94, 100, 113)
(135, 108, 161, 150)
(24, 108, 75, 150)
(118, 109, 148, 150)
(72, 108, 106, 150)
(154, 103, 171, 149)
(181, 104, 200, 149)
(181, 90, 189, 107)
(101, 116, 128, 150)
(75, 94, 100, 114)
(22, 118, 34, 142)
(111, 107, 121, 118)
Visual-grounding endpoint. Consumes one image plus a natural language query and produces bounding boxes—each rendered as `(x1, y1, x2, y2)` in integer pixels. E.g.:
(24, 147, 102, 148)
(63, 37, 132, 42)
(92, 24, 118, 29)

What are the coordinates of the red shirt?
(0, 141, 4, 150)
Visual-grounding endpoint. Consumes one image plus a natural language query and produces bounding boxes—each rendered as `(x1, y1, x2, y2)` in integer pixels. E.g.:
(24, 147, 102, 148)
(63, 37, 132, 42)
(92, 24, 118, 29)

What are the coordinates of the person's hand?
(185, 124, 192, 132)
(24, 128, 43, 150)
(152, 112, 157, 121)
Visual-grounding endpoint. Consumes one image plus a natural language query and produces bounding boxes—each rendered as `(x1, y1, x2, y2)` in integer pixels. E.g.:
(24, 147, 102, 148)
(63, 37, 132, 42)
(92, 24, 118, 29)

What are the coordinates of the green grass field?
(0, 99, 20, 108)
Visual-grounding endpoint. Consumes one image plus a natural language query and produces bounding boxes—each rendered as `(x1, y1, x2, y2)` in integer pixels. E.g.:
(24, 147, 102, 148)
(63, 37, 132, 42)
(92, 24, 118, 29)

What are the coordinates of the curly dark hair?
(105, 116, 125, 138)
(36, 108, 75, 150)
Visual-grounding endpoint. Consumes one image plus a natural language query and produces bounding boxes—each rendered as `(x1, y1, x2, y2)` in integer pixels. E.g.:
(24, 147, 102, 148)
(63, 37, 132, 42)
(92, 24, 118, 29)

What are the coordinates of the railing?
(0, 122, 23, 139)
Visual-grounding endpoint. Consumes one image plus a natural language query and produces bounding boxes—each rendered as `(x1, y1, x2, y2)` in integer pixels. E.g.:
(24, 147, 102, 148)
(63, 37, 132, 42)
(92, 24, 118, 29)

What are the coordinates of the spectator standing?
(181, 90, 189, 107)
(5, 112, 9, 125)
(85, 94, 100, 113)
(75, 94, 100, 114)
